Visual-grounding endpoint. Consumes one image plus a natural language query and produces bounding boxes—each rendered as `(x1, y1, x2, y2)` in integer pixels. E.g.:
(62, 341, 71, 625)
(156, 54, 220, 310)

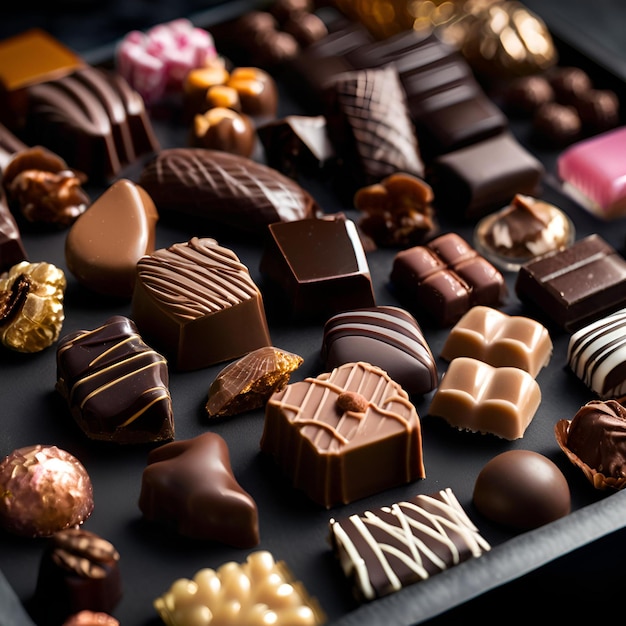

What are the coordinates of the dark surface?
(1, 2, 626, 625)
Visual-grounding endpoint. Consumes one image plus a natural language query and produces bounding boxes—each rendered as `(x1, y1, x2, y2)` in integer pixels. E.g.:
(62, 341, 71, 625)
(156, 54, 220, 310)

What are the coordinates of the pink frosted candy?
(557, 126, 626, 220)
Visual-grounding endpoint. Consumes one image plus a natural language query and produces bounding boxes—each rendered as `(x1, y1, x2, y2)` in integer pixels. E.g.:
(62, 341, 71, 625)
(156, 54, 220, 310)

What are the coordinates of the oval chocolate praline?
(473, 449, 571, 530)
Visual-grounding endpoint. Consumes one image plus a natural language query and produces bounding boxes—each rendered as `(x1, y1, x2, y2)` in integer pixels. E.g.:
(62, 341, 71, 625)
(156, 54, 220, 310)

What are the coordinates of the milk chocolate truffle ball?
(0, 444, 94, 537)
(473, 449, 571, 530)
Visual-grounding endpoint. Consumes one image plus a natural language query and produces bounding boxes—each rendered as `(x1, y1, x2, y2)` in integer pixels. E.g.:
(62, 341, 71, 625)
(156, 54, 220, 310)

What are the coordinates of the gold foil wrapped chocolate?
(0, 260, 66, 352)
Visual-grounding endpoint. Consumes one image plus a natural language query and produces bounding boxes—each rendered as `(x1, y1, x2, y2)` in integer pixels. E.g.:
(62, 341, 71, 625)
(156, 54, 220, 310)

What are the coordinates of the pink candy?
(116, 18, 217, 105)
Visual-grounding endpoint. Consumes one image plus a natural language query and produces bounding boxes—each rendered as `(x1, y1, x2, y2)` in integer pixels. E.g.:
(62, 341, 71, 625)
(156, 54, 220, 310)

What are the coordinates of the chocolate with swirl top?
(55, 315, 174, 444)
(260, 361, 425, 508)
(132, 237, 271, 371)
(138, 147, 320, 235)
(329, 487, 490, 602)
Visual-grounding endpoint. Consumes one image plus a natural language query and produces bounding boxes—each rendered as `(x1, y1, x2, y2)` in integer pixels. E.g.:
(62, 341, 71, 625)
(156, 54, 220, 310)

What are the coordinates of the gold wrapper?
(0, 261, 66, 352)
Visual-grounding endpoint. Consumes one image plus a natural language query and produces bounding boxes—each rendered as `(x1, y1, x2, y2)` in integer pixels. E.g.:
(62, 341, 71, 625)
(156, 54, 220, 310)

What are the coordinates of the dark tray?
(2, 2, 626, 625)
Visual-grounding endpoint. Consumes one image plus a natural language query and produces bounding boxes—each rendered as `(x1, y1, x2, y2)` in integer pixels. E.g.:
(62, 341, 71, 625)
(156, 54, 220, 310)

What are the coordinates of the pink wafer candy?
(557, 126, 626, 220)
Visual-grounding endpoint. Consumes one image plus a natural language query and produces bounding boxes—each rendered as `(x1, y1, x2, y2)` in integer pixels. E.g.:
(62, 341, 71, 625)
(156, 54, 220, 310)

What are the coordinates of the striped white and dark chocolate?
(329, 487, 491, 602)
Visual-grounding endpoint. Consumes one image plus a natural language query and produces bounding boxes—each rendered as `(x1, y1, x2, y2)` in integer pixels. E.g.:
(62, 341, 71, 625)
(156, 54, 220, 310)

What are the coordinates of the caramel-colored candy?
(441, 306, 552, 377)
(429, 356, 541, 439)
(192, 107, 255, 157)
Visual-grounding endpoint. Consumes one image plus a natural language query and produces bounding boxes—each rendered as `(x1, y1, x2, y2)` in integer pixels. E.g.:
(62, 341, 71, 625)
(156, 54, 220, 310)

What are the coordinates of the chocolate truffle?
(139, 432, 259, 548)
(260, 361, 425, 508)
(549, 66, 592, 105)
(65, 179, 158, 298)
(473, 450, 571, 530)
(503, 74, 555, 116)
(321, 305, 438, 395)
(532, 102, 581, 147)
(575, 89, 620, 133)
(132, 237, 272, 371)
(56, 315, 174, 444)
(32, 528, 122, 625)
(0, 444, 93, 538)
(191, 107, 255, 157)
(329, 488, 491, 602)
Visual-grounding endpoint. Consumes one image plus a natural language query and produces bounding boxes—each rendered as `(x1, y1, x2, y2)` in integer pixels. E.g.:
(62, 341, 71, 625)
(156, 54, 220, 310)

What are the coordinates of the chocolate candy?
(323, 65, 424, 191)
(32, 529, 122, 625)
(473, 450, 571, 530)
(191, 107, 255, 157)
(0, 189, 27, 272)
(206, 345, 303, 418)
(555, 400, 626, 490)
(532, 102, 581, 147)
(62, 612, 119, 626)
(502, 75, 555, 116)
(0, 260, 66, 353)
(56, 315, 174, 444)
(441, 306, 552, 378)
(515, 234, 626, 332)
(226, 66, 279, 120)
(389, 232, 507, 328)
(429, 132, 544, 220)
(154, 551, 325, 626)
(428, 357, 541, 440)
(321, 306, 438, 395)
(260, 214, 376, 320)
(65, 179, 158, 297)
(138, 147, 320, 234)
(0, 444, 93, 537)
(329, 488, 491, 602)
(260, 361, 425, 508)
(139, 432, 259, 547)
(567, 307, 626, 400)
(132, 237, 272, 371)
(0, 121, 28, 169)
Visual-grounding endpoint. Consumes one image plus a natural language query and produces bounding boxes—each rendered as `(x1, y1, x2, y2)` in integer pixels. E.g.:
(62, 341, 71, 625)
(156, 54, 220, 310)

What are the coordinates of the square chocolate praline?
(260, 215, 376, 320)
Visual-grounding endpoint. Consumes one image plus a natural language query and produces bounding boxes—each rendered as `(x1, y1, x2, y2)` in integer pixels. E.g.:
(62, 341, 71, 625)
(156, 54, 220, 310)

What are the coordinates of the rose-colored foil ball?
(0, 444, 94, 537)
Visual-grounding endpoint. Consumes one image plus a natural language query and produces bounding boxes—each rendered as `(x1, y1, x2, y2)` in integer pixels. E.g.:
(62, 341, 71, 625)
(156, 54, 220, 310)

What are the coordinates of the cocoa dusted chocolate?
(139, 432, 259, 548)
(132, 237, 272, 371)
(32, 528, 122, 626)
(329, 488, 490, 602)
(260, 361, 425, 508)
(138, 147, 320, 234)
(321, 306, 438, 396)
(260, 214, 376, 321)
(473, 450, 571, 530)
(55, 315, 174, 444)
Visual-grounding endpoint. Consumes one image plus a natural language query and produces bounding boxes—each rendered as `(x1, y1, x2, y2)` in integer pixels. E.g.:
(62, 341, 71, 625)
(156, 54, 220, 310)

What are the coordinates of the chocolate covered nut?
(260, 214, 376, 321)
(441, 306, 552, 377)
(154, 551, 325, 626)
(556, 400, 626, 490)
(321, 306, 438, 396)
(260, 361, 425, 508)
(575, 89, 620, 133)
(515, 234, 626, 331)
(390, 232, 507, 328)
(549, 66, 592, 105)
(0, 260, 66, 352)
(502, 74, 554, 116)
(132, 237, 272, 371)
(329, 488, 491, 602)
(65, 179, 158, 298)
(206, 345, 303, 418)
(532, 102, 581, 147)
(473, 450, 571, 530)
(32, 529, 122, 625)
(138, 148, 320, 234)
(139, 432, 259, 547)
(56, 315, 174, 444)
(0, 444, 93, 537)
(191, 107, 255, 157)
(428, 357, 541, 440)
(0, 189, 27, 272)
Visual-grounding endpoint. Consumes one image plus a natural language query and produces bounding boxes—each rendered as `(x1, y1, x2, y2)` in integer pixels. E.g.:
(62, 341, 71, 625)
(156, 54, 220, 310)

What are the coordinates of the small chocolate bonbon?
(191, 107, 255, 157)
(0, 189, 27, 272)
(329, 488, 490, 602)
(260, 361, 425, 508)
(473, 450, 571, 530)
(0, 444, 93, 538)
(428, 357, 541, 440)
(139, 432, 259, 547)
(56, 315, 174, 444)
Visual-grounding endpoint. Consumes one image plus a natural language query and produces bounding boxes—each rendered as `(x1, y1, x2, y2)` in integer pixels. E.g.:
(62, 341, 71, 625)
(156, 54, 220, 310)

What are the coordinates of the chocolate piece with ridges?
(139, 432, 259, 547)
(515, 234, 626, 332)
(132, 237, 271, 371)
(138, 148, 320, 234)
(329, 488, 490, 602)
(321, 306, 438, 395)
(56, 315, 174, 444)
(260, 361, 425, 508)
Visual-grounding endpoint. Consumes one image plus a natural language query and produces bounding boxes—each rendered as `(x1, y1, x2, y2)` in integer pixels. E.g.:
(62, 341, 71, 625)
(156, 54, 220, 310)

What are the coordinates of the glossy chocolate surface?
(55, 315, 174, 444)
(139, 432, 259, 548)
(0, 190, 27, 272)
